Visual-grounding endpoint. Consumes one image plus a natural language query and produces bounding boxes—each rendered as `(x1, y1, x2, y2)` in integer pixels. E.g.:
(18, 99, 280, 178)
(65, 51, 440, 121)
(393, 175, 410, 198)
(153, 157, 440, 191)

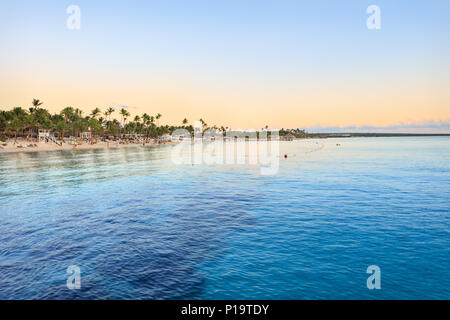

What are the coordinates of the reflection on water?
(0, 138, 449, 299)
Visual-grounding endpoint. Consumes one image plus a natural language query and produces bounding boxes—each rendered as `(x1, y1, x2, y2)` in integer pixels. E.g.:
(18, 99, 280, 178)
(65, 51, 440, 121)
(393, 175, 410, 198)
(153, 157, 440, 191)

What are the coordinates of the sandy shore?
(0, 140, 173, 154)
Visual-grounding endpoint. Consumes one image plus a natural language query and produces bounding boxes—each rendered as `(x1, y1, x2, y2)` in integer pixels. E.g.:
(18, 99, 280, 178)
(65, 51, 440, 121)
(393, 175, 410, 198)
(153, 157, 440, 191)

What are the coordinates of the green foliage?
(279, 128, 314, 138)
(0, 99, 313, 140)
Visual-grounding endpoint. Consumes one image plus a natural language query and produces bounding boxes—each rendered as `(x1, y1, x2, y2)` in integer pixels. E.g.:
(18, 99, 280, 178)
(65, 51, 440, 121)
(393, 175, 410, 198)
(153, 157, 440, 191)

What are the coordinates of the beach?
(0, 139, 174, 154)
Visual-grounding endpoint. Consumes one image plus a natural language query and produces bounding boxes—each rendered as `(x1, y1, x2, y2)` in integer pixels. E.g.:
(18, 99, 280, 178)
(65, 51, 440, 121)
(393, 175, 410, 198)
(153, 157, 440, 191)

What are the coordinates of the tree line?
(0, 99, 204, 142)
(0, 99, 311, 142)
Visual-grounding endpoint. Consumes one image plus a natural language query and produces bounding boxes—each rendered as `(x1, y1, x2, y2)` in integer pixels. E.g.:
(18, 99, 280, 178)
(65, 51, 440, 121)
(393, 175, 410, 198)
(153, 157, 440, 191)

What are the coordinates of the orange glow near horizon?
(1, 71, 449, 130)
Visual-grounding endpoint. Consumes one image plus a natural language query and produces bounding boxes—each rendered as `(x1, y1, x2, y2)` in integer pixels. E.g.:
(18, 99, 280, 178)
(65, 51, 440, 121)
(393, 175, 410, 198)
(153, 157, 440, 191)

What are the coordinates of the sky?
(0, 0, 449, 132)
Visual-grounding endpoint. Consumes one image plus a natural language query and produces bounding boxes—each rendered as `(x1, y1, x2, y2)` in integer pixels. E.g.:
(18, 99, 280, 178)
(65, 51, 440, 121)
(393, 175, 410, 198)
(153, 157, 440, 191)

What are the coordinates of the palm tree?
(155, 113, 162, 126)
(119, 108, 130, 137)
(182, 118, 188, 126)
(105, 107, 115, 121)
(142, 113, 150, 125)
(120, 108, 130, 124)
(61, 107, 75, 123)
(55, 120, 67, 139)
(8, 107, 28, 143)
(28, 99, 44, 139)
(32, 108, 52, 140)
(110, 119, 120, 135)
(76, 108, 83, 117)
(90, 107, 101, 119)
(31, 99, 43, 114)
(199, 118, 207, 131)
(140, 113, 150, 137)
(9, 117, 23, 143)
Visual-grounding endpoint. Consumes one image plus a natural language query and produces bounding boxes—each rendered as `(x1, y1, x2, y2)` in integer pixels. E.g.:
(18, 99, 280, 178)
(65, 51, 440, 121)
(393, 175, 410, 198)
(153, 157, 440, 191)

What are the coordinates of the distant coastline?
(2, 99, 449, 155)
(308, 133, 450, 138)
(2, 134, 448, 155)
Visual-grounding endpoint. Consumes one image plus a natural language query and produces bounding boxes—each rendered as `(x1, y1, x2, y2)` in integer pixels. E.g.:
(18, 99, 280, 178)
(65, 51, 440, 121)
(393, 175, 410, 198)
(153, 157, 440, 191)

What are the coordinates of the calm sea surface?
(0, 137, 449, 299)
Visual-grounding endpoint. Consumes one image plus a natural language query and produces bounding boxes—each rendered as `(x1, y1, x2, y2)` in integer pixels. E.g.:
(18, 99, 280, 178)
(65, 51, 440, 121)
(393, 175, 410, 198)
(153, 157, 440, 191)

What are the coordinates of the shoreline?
(1, 135, 448, 155)
(0, 140, 176, 154)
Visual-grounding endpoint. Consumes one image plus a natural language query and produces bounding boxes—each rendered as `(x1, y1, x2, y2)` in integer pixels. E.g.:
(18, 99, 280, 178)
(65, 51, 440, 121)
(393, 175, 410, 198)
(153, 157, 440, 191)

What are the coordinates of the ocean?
(0, 137, 449, 299)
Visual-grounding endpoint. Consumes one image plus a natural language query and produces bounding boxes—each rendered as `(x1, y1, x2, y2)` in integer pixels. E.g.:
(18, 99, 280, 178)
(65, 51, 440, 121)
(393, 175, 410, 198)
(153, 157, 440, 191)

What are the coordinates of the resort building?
(281, 134, 295, 141)
(38, 130, 51, 143)
(80, 131, 92, 140)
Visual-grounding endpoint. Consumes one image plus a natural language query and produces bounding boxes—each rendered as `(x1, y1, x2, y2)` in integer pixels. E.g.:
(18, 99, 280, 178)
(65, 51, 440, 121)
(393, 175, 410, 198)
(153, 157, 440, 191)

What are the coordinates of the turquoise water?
(0, 137, 449, 299)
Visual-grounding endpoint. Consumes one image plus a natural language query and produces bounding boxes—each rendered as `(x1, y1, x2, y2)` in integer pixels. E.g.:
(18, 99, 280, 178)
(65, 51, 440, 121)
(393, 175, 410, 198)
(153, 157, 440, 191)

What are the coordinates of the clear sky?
(1, 0, 449, 131)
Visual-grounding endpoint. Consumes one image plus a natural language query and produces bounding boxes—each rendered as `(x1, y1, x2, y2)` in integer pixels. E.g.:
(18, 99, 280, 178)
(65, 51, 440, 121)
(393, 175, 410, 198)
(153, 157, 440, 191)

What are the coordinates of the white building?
(38, 130, 51, 143)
